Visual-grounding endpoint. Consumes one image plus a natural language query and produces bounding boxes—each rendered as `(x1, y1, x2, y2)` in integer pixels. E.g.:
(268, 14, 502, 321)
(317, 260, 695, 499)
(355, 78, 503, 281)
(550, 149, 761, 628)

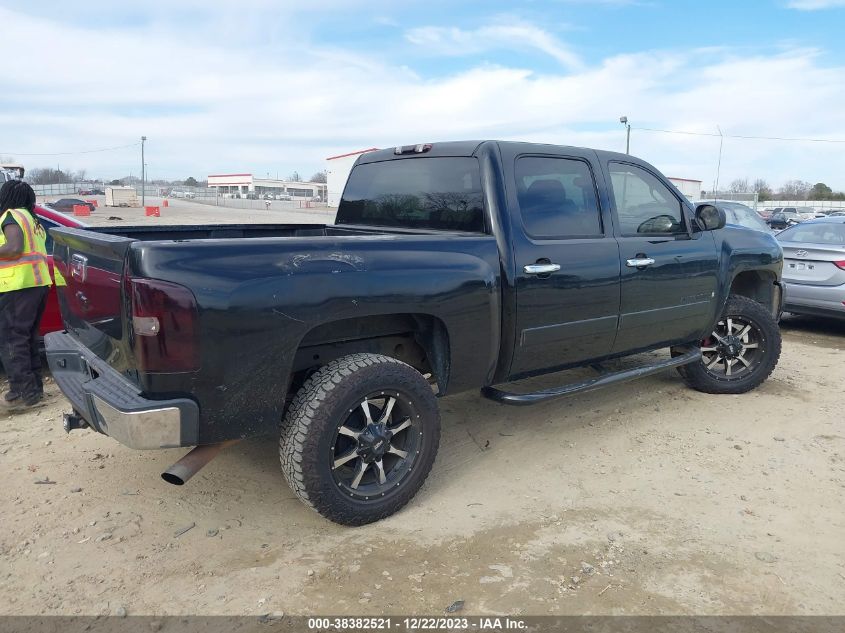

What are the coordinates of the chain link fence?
(700, 191, 759, 208)
(761, 200, 845, 210)
(28, 182, 330, 211)
(30, 182, 105, 197)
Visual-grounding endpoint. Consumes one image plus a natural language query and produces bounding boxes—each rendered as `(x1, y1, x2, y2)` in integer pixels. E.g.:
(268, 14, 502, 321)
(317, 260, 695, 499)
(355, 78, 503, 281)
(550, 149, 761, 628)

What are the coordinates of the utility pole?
(141, 136, 147, 207)
(619, 116, 631, 154)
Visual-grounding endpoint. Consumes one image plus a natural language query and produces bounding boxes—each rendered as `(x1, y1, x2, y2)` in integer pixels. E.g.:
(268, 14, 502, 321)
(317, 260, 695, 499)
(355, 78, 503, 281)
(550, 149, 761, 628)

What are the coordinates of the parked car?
(777, 217, 845, 320)
(276, 193, 292, 201)
(47, 140, 783, 525)
(693, 200, 772, 233)
(47, 198, 96, 215)
(769, 209, 802, 230)
(798, 208, 824, 221)
(758, 208, 774, 220)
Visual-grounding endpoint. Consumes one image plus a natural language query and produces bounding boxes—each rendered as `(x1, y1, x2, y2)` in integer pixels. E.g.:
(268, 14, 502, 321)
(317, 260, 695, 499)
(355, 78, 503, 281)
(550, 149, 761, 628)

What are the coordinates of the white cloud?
(787, 0, 845, 9)
(405, 23, 583, 70)
(2, 6, 845, 190)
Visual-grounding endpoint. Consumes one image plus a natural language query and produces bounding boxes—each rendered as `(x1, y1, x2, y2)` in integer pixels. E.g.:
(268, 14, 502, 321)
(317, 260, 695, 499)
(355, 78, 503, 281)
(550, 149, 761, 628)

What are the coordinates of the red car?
(34, 204, 87, 337)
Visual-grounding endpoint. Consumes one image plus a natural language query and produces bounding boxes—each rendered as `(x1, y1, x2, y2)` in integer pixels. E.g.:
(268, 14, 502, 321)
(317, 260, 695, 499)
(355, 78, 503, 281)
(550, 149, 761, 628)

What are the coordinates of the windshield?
(721, 203, 769, 231)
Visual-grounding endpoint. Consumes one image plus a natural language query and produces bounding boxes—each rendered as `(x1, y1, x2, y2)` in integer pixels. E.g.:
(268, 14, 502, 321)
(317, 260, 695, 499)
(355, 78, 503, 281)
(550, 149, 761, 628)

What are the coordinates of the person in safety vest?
(0, 180, 51, 410)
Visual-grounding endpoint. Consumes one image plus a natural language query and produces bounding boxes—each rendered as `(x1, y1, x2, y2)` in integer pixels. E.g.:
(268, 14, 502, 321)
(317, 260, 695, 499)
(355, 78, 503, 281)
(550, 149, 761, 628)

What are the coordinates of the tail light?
(129, 278, 200, 372)
(833, 260, 845, 270)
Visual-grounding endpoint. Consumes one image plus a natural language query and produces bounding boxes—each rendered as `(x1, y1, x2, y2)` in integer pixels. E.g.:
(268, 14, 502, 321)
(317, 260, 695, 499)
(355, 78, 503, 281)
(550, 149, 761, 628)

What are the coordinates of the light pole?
(619, 116, 630, 154)
(141, 135, 147, 207)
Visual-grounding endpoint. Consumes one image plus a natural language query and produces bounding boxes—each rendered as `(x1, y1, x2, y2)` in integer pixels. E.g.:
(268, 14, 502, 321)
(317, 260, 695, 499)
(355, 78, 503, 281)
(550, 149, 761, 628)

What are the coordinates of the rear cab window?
(336, 157, 485, 232)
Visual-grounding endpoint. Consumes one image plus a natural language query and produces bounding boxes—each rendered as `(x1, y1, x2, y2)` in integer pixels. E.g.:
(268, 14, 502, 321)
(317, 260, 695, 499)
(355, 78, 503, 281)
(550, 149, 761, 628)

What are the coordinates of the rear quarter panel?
(129, 234, 501, 443)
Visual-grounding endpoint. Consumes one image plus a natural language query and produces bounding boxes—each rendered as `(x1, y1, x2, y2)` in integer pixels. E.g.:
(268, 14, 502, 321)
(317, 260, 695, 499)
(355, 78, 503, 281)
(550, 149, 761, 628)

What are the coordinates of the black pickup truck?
(46, 141, 783, 525)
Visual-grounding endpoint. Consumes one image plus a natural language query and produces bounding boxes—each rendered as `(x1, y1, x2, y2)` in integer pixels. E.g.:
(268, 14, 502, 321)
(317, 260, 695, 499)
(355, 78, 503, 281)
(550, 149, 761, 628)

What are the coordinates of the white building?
(668, 177, 703, 201)
(207, 173, 326, 199)
(325, 148, 378, 207)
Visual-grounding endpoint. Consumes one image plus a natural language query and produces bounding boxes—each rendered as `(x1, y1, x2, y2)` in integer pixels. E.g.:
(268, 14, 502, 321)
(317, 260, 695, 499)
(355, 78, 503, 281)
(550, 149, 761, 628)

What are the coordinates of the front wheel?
(279, 353, 441, 526)
(675, 295, 781, 394)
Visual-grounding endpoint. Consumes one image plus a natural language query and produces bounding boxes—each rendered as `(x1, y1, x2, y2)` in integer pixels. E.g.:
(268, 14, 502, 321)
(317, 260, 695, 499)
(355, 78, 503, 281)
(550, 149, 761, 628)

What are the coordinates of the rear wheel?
(279, 353, 440, 525)
(676, 295, 781, 394)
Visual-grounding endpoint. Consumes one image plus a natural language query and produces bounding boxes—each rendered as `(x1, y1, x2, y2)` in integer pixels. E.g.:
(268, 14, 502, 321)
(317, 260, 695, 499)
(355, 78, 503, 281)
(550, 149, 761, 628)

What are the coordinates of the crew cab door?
(604, 161, 720, 353)
(505, 148, 621, 377)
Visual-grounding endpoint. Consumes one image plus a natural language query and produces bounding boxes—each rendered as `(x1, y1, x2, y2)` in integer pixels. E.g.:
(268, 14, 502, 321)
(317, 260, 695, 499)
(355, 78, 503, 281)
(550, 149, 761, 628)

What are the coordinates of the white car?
(799, 209, 823, 220)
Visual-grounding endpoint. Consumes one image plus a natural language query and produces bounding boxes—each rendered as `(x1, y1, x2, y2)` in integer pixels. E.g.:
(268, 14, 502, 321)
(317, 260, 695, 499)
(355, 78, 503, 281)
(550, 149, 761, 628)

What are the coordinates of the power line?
(634, 127, 845, 144)
(0, 142, 141, 157)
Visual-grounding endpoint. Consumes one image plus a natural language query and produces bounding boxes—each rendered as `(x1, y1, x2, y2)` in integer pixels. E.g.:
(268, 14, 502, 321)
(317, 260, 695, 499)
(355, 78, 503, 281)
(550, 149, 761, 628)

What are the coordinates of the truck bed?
(48, 221, 501, 444)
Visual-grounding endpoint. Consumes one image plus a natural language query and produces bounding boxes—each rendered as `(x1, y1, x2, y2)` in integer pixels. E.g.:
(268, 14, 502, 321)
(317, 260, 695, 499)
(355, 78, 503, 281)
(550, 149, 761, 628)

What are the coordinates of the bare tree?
(28, 167, 72, 185)
(753, 178, 773, 202)
(287, 171, 302, 182)
(728, 178, 749, 193)
(778, 180, 811, 200)
(310, 170, 327, 183)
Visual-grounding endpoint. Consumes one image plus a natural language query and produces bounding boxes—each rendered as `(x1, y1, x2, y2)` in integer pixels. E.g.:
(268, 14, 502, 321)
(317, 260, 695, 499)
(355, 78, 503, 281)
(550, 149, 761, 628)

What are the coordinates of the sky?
(2, 0, 845, 189)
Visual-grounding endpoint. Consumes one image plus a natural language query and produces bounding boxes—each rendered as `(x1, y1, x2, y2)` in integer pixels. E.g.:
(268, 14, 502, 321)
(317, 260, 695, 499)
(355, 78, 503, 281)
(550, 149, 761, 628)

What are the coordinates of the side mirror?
(695, 204, 726, 231)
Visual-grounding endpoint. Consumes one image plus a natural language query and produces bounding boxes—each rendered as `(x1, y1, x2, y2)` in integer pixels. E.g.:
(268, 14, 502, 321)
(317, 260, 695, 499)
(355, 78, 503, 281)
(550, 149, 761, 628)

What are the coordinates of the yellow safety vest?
(0, 208, 51, 293)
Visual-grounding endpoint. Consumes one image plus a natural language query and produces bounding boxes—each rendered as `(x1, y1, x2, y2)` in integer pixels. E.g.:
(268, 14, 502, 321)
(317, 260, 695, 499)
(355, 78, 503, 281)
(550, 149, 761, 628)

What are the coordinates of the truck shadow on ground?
(180, 357, 693, 518)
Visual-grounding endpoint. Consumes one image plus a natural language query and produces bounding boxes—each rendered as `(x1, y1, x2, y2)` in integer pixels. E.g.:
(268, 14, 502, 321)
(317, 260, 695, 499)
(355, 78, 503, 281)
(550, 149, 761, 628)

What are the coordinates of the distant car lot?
(768, 208, 802, 230)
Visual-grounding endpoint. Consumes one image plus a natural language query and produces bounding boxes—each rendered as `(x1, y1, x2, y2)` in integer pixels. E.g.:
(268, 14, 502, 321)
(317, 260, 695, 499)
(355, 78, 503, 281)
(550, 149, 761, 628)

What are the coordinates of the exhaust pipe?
(161, 440, 240, 486)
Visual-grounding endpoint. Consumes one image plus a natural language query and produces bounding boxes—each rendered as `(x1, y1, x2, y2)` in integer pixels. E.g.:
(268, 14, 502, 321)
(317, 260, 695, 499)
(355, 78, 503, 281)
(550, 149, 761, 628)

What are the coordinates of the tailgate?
(50, 227, 133, 369)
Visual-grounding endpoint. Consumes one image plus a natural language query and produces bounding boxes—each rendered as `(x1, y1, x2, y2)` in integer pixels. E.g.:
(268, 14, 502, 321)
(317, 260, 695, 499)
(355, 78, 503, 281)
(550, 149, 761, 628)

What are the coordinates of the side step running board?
(481, 348, 701, 407)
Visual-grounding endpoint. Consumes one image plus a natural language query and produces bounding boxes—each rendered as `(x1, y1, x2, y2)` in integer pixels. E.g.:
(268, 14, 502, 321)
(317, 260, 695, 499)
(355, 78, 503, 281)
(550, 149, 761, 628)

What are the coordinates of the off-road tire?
(279, 353, 440, 526)
(676, 295, 781, 394)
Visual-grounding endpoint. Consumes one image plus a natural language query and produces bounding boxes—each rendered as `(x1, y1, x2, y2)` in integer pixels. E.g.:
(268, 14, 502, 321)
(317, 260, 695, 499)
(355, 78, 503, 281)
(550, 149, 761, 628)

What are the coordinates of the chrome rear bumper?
(45, 331, 199, 449)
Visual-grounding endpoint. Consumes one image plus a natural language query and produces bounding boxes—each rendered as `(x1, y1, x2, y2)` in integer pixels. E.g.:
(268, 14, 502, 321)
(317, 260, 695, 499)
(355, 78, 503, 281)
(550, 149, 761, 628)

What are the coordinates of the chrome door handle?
(524, 263, 561, 275)
(626, 258, 655, 268)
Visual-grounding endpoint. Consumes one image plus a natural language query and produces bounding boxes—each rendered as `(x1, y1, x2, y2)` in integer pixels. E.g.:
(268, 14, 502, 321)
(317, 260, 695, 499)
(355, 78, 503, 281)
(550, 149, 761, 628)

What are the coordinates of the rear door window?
(337, 157, 485, 232)
(515, 156, 603, 238)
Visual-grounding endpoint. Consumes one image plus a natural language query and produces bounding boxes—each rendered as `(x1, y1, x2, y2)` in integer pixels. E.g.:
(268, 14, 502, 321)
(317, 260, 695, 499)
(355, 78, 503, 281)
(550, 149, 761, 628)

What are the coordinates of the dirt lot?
(0, 312, 842, 617)
(2, 201, 844, 615)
